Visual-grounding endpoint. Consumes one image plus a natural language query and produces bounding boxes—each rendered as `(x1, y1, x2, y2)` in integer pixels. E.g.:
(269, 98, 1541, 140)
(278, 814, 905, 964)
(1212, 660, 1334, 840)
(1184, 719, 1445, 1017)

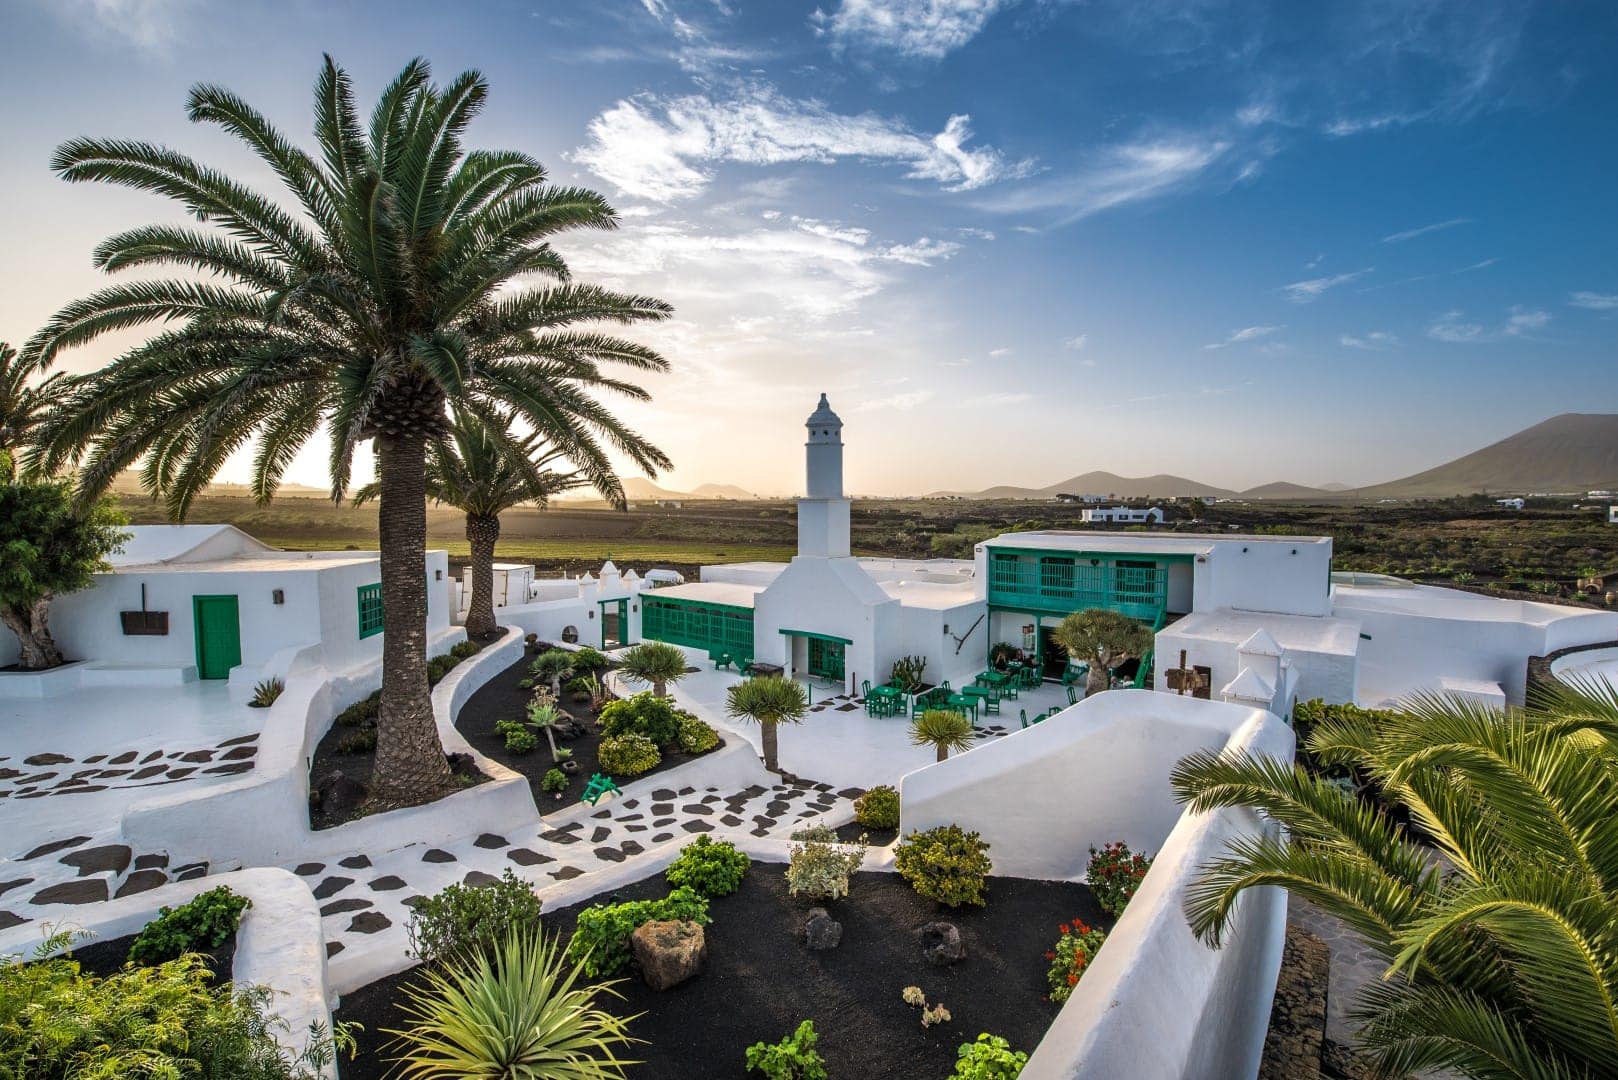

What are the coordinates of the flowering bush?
(1044, 918, 1108, 1003)
(675, 712, 721, 754)
(597, 733, 661, 776)
(1086, 841, 1152, 917)
(853, 785, 900, 829)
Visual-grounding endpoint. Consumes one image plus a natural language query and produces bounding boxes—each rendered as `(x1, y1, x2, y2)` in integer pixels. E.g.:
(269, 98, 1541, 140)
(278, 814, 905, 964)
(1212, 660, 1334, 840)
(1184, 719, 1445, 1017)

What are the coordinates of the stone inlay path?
(0, 831, 210, 933)
(305, 776, 856, 970)
(0, 734, 260, 802)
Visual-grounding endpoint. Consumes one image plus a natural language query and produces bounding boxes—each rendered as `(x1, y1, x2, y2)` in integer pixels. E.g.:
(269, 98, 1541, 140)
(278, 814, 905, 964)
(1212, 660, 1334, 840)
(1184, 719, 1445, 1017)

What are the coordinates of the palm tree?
(526, 697, 563, 763)
(909, 709, 975, 763)
(531, 649, 576, 700)
(23, 58, 673, 805)
(0, 343, 66, 477)
(354, 408, 655, 638)
(618, 641, 688, 698)
(1049, 608, 1153, 697)
(1170, 684, 1618, 1080)
(726, 675, 808, 773)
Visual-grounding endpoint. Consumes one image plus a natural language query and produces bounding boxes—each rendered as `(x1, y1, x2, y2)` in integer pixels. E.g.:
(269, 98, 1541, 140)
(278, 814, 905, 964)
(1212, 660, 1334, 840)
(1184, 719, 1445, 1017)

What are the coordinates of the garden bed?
(453, 647, 722, 807)
(308, 639, 493, 829)
(335, 865, 1110, 1079)
(64, 930, 236, 984)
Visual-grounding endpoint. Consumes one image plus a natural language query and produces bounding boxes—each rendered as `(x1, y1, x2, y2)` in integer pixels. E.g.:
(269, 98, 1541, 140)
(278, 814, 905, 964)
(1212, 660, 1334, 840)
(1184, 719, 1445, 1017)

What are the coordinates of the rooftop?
(979, 530, 1330, 554)
(1162, 607, 1363, 657)
(643, 580, 766, 610)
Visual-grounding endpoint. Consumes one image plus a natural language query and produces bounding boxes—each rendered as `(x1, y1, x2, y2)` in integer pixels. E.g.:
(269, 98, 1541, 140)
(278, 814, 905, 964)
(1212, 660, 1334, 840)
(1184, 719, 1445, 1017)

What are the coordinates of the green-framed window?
(642, 596, 754, 657)
(357, 582, 384, 639)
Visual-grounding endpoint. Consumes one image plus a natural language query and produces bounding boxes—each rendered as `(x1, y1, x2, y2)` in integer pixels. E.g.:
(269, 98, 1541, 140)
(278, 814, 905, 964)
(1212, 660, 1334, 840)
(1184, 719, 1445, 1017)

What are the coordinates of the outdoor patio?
(630, 646, 1085, 790)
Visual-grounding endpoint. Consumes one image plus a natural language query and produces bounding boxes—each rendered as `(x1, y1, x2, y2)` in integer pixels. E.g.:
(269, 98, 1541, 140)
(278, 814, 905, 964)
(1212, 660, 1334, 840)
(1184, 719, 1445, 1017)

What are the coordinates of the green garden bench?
(580, 772, 622, 806)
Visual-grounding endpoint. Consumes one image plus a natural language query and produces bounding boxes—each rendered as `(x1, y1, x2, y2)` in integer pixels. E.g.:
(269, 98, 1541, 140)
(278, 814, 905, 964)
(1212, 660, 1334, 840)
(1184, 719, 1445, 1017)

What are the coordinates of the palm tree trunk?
(371, 430, 455, 804)
(463, 512, 500, 638)
(762, 720, 779, 772)
(653, 677, 667, 697)
(1, 596, 65, 670)
(937, 744, 948, 764)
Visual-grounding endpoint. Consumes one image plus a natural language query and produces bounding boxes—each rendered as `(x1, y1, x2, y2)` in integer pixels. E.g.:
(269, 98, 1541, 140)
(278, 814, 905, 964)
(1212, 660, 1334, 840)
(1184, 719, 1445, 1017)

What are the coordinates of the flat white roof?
(1332, 581, 1613, 628)
(111, 551, 382, 574)
(879, 578, 980, 610)
(644, 581, 765, 610)
(980, 530, 1330, 554)
(1161, 608, 1363, 657)
(109, 523, 276, 567)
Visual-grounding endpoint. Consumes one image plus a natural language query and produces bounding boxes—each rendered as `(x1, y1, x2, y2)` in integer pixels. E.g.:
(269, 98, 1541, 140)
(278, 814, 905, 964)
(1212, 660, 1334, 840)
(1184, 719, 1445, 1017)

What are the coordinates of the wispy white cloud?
(973, 134, 1232, 227)
(1380, 217, 1472, 243)
(853, 389, 937, 411)
(1281, 268, 1372, 303)
(1569, 291, 1618, 311)
(44, 0, 199, 51)
(572, 81, 1031, 201)
(1305, 253, 1324, 269)
(979, 391, 1033, 405)
(1062, 334, 1088, 351)
(1340, 331, 1399, 350)
(810, 0, 1012, 60)
(1204, 325, 1282, 350)
(988, 346, 1012, 358)
(957, 227, 996, 241)
(1427, 306, 1550, 343)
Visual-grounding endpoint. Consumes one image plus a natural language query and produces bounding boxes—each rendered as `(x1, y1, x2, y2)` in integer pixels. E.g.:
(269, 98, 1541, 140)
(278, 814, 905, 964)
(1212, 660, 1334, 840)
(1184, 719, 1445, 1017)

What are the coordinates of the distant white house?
(1609, 505, 1618, 525)
(1496, 497, 1525, 510)
(1081, 505, 1165, 524)
(1054, 493, 1107, 504)
(0, 524, 451, 698)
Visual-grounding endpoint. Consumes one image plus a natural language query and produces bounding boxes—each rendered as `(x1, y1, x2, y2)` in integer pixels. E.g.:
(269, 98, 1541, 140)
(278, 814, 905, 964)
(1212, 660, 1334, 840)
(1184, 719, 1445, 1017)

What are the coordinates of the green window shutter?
(357, 583, 384, 638)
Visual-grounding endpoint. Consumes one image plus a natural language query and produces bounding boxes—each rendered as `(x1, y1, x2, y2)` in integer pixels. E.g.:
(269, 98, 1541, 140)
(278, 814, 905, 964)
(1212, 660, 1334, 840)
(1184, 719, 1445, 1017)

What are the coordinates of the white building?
(1080, 505, 1165, 524)
(0, 524, 451, 698)
(1609, 505, 1618, 525)
(1496, 497, 1526, 510)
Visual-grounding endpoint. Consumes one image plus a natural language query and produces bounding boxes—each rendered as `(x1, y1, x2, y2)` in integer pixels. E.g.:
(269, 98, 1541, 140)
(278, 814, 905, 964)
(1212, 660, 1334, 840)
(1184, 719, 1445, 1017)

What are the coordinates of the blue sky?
(1, 0, 1615, 495)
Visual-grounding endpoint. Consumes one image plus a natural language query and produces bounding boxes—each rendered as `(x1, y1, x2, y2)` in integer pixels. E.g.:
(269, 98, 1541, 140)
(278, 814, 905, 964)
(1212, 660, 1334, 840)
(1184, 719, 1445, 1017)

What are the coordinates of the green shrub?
(894, 825, 992, 908)
(334, 727, 377, 755)
(1044, 918, 1108, 1003)
(541, 768, 568, 793)
(953, 1033, 1029, 1079)
(570, 646, 612, 674)
(334, 690, 380, 726)
(426, 653, 459, 686)
(127, 886, 251, 967)
(745, 1019, 827, 1080)
(598, 733, 661, 776)
(675, 712, 720, 754)
(503, 727, 539, 755)
(1086, 841, 1152, 918)
(853, 785, 900, 829)
(599, 692, 681, 746)
(406, 869, 544, 967)
(249, 677, 284, 708)
(0, 935, 342, 1079)
(567, 886, 710, 978)
(891, 654, 928, 692)
(785, 826, 866, 902)
(448, 639, 483, 661)
(665, 836, 750, 898)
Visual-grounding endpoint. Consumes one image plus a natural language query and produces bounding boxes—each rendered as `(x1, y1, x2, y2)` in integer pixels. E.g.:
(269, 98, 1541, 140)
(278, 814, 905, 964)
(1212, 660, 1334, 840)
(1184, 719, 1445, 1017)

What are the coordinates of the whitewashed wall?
(754, 557, 898, 694)
(900, 691, 1293, 1079)
(1196, 540, 1333, 617)
(1336, 587, 1618, 704)
(1153, 628, 1359, 705)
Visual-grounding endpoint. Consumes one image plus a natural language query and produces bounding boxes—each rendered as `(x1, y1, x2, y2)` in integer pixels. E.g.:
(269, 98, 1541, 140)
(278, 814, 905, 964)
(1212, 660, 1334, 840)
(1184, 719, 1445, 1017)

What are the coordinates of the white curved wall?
(900, 690, 1295, 1079)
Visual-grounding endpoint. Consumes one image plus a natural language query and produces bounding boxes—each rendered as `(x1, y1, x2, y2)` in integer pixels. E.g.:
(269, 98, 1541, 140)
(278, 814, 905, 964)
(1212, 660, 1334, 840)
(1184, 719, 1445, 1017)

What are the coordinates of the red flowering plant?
(1044, 918, 1108, 1003)
(1086, 841, 1153, 918)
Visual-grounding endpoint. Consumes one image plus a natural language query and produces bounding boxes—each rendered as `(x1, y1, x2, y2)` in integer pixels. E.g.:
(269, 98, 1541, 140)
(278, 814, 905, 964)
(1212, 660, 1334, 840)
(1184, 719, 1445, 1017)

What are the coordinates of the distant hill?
(109, 471, 330, 498)
(1350, 413, 1618, 498)
(936, 470, 1235, 500)
(1239, 481, 1332, 500)
(690, 483, 757, 499)
(1318, 481, 1352, 492)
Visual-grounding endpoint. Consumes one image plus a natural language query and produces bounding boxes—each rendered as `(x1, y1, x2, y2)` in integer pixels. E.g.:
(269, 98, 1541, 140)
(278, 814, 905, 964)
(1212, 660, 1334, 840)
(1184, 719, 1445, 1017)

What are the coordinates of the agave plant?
(386, 928, 640, 1079)
(1171, 681, 1618, 1080)
(908, 708, 975, 763)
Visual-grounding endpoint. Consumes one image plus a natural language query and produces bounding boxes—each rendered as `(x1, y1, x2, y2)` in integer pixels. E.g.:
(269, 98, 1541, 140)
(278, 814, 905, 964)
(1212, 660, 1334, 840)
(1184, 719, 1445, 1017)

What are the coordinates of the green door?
(193, 595, 241, 680)
(807, 637, 845, 681)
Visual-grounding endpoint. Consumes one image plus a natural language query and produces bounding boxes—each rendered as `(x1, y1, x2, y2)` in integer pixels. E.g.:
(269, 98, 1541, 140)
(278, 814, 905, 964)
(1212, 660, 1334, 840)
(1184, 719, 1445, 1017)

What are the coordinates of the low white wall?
(123, 625, 538, 869)
(1550, 644, 1618, 686)
(0, 867, 335, 1079)
(496, 597, 592, 645)
(900, 691, 1294, 1079)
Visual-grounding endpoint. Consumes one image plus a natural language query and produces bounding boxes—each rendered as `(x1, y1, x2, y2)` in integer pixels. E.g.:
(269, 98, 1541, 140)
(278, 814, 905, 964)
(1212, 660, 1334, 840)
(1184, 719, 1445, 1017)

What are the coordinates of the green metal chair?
(1066, 685, 1079, 705)
(983, 686, 1001, 716)
(1019, 708, 1030, 729)
(581, 772, 622, 806)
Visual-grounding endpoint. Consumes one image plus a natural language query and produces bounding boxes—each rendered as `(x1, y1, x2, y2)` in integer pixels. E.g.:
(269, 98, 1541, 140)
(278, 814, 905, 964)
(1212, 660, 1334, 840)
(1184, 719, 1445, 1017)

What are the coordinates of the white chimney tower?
(798, 393, 851, 558)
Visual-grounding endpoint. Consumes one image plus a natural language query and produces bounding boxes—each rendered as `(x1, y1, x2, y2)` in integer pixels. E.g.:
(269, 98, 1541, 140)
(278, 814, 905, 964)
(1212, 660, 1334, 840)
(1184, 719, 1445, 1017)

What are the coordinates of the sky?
(1, 0, 1615, 497)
